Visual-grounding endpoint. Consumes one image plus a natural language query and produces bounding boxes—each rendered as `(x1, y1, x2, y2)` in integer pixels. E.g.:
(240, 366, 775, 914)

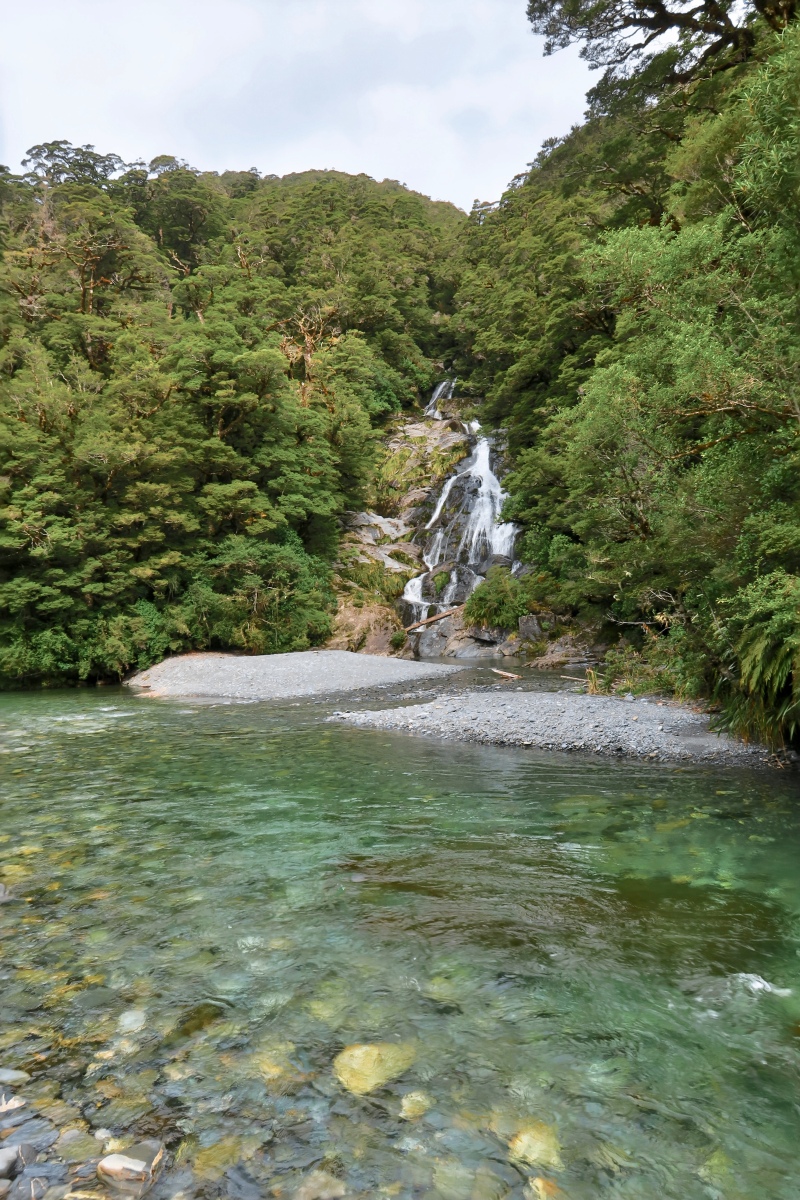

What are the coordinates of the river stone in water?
(399, 1090, 432, 1120)
(507, 1123, 563, 1171)
(333, 1042, 416, 1094)
(97, 1140, 164, 1197)
(0, 1073, 29, 1087)
(294, 1169, 347, 1200)
(0, 1148, 18, 1180)
(56, 1126, 101, 1162)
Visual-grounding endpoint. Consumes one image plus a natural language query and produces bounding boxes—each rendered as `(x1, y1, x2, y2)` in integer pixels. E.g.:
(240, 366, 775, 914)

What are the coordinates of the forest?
(2, 0, 800, 745)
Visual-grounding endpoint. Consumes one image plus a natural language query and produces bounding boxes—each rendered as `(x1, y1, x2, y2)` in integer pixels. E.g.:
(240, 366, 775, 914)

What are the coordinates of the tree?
(527, 0, 796, 85)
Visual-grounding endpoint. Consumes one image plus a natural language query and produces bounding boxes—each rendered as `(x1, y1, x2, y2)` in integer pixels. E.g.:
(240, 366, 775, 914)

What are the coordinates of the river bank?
(127, 650, 766, 764)
(331, 687, 767, 765)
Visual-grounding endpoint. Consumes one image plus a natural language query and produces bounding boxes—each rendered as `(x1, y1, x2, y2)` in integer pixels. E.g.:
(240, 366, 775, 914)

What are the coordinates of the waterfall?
(401, 384, 517, 627)
(424, 378, 456, 419)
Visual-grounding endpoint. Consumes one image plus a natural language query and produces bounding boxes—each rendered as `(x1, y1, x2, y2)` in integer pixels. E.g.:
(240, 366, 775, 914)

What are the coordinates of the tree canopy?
(0, 154, 461, 685)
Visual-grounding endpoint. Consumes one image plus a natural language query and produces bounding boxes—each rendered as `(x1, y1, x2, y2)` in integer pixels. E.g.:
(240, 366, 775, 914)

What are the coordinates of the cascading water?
(424, 378, 456, 419)
(401, 383, 517, 626)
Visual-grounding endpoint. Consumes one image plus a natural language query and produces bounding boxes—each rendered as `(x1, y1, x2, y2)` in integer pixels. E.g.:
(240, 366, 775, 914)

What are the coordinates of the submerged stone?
(0, 1073, 29, 1087)
(56, 1126, 101, 1162)
(294, 1169, 347, 1200)
(525, 1179, 565, 1200)
(332, 1042, 416, 1095)
(0, 1148, 19, 1180)
(507, 1123, 563, 1171)
(399, 1091, 432, 1120)
(97, 1140, 164, 1197)
(171, 1001, 226, 1038)
(117, 1010, 147, 1034)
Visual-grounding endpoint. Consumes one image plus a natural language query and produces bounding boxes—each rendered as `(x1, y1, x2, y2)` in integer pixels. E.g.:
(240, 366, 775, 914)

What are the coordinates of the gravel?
(126, 650, 462, 701)
(330, 689, 765, 764)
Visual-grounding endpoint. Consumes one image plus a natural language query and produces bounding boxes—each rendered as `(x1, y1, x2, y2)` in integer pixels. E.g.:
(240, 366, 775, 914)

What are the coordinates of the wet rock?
(525, 1179, 565, 1200)
(116, 1010, 146, 1035)
(0, 1148, 19, 1180)
(332, 1042, 416, 1095)
(97, 1140, 164, 1197)
(72, 987, 118, 1011)
(8, 1163, 67, 1200)
(507, 1123, 563, 1171)
(193, 1136, 262, 1181)
(12, 1146, 36, 1171)
(3, 1118, 58, 1156)
(55, 1126, 100, 1162)
(433, 1158, 474, 1200)
(224, 1164, 263, 1200)
(471, 1165, 510, 1200)
(0, 1075, 28, 1094)
(0, 1109, 38, 1135)
(0, 1182, 9, 1199)
(294, 1169, 346, 1200)
(399, 1091, 432, 1120)
(0, 1074, 30, 1088)
(170, 1001, 226, 1039)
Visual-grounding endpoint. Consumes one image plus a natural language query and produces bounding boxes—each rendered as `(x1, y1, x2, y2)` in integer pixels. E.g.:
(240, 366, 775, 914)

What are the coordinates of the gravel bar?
(127, 650, 462, 700)
(331, 690, 765, 764)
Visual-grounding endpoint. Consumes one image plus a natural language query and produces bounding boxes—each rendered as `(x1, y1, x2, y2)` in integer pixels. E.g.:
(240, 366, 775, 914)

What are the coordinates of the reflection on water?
(1, 691, 799, 1199)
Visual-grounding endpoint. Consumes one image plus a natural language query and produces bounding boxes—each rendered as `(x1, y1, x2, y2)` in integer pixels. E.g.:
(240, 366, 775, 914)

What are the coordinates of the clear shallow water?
(1, 691, 800, 1199)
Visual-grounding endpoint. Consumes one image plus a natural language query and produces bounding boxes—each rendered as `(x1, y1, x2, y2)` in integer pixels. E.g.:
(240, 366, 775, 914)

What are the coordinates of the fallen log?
(490, 667, 522, 680)
(404, 606, 463, 633)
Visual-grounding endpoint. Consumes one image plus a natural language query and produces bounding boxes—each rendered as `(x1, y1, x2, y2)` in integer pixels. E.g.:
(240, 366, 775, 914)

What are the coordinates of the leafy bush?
(715, 572, 800, 746)
(463, 567, 529, 630)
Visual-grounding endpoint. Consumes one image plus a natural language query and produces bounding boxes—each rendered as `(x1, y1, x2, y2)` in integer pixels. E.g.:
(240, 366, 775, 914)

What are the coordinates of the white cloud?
(0, 0, 591, 209)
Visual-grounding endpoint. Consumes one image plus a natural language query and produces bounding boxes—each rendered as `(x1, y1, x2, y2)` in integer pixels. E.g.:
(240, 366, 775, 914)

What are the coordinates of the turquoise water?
(2, 690, 800, 1199)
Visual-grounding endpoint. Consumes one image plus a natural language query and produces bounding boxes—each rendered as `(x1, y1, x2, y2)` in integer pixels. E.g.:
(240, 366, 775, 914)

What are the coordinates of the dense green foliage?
(5, 0, 800, 748)
(453, 22, 800, 746)
(0, 156, 460, 683)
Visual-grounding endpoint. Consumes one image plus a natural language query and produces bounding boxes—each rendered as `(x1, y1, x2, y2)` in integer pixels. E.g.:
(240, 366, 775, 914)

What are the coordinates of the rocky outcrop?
(326, 599, 404, 656)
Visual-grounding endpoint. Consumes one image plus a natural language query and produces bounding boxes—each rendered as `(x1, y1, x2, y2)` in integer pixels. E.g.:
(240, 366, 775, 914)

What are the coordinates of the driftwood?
(490, 667, 522, 681)
(404, 606, 463, 633)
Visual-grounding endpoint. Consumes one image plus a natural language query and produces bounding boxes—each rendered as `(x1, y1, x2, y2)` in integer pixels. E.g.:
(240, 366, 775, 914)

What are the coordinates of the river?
(2, 689, 799, 1197)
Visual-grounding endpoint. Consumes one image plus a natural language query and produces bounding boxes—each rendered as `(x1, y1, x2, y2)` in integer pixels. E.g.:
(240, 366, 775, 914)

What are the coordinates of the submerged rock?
(507, 1123, 563, 1171)
(0, 1073, 30, 1087)
(525, 1180, 565, 1200)
(8, 1163, 68, 1200)
(0, 1148, 19, 1180)
(56, 1126, 101, 1162)
(294, 1169, 347, 1200)
(399, 1091, 432, 1120)
(333, 1042, 416, 1095)
(97, 1140, 164, 1197)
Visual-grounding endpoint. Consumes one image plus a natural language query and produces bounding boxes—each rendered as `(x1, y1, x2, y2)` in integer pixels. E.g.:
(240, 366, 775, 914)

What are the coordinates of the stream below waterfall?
(402, 385, 518, 626)
(2, 689, 800, 1199)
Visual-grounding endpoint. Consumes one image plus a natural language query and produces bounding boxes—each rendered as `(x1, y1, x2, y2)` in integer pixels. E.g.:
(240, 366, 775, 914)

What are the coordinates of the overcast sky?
(0, 0, 591, 211)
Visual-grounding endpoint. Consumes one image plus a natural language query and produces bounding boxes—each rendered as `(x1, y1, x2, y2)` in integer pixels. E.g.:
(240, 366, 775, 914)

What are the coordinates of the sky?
(0, 0, 591, 211)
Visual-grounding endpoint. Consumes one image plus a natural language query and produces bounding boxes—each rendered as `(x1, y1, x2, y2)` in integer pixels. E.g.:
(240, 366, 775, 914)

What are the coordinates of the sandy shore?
(331, 689, 765, 764)
(126, 650, 462, 700)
